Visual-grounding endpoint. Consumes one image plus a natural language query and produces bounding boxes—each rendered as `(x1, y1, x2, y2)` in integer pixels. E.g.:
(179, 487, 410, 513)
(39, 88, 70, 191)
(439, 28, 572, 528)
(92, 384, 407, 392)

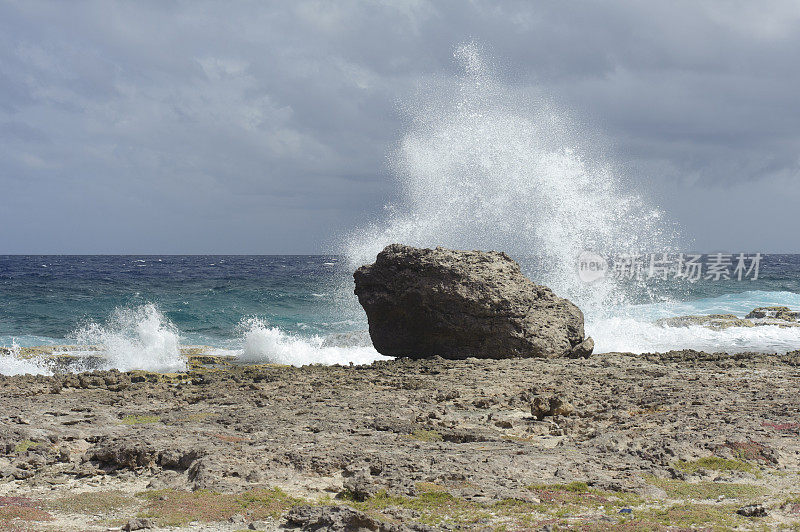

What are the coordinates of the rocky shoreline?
(656, 306, 800, 330)
(2, 350, 800, 530)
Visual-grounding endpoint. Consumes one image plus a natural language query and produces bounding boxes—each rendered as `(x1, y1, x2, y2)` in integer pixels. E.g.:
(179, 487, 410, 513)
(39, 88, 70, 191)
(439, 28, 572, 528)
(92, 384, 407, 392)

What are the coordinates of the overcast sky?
(1, 1, 799, 253)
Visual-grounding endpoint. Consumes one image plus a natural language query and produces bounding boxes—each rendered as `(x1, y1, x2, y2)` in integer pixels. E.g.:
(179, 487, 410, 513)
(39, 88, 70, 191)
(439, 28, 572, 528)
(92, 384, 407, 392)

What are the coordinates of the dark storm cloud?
(1, 0, 798, 253)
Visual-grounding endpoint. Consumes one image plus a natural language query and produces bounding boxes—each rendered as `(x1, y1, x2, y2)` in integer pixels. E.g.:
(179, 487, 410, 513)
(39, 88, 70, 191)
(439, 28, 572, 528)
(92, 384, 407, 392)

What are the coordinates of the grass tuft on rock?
(675, 456, 757, 475)
(408, 429, 444, 442)
(120, 414, 160, 425)
(13, 439, 40, 453)
(527, 481, 590, 493)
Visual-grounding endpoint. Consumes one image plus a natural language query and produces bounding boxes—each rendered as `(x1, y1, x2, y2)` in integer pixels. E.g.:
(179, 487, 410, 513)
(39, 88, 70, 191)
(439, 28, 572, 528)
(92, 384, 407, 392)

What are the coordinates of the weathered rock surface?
(3, 350, 800, 530)
(285, 505, 433, 531)
(353, 244, 591, 359)
(657, 307, 800, 330)
(656, 314, 755, 330)
(746, 306, 800, 322)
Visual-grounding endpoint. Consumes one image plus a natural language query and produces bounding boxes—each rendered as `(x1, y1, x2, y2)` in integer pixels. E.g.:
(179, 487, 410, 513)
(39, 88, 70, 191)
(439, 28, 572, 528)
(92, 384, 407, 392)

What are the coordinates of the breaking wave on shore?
(0, 304, 388, 375)
(0, 341, 52, 376)
(238, 318, 388, 366)
(591, 318, 800, 354)
(73, 304, 187, 373)
(588, 290, 800, 354)
(338, 41, 800, 355)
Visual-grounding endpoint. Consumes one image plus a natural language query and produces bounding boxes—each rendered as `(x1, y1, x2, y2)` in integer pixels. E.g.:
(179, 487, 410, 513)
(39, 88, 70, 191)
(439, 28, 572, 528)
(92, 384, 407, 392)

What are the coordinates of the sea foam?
(0, 340, 52, 376)
(238, 318, 389, 366)
(588, 290, 800, 353)
(343, 41, 677, 317)
(74, 304, 186, 372)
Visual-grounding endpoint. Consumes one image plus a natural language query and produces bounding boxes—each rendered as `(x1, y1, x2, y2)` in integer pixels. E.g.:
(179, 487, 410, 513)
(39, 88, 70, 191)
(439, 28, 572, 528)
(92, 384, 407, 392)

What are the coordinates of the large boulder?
(353, 244, 592, 359)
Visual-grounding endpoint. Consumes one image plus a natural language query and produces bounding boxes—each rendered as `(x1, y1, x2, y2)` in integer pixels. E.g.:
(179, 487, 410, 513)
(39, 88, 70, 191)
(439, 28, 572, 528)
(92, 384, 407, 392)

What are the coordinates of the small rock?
(656, 314, 755, 330)
(145, 478, 166, 489)
(285, 505, 400, 531)
(531, 396, 575, 420)
(11, 467, 34, 480)
(382, 506, 422, 520)
(248, 521, 270, 530)
(76, 464, 99, 478)
(736, 504, 767, 517)
(342, 472, 381, 501)
(122, 518, 154, 531)
(746, 306, 799, 321)
(569, 337, 594, 358)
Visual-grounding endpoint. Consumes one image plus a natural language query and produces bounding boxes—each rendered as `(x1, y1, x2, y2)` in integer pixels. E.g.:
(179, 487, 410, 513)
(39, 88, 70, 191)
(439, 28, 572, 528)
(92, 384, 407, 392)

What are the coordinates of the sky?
(1, 0, 799, 254)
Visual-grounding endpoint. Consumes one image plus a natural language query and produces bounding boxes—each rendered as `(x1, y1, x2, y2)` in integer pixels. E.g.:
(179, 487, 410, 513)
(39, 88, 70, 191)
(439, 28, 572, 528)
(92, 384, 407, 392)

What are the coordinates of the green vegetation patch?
(340, 488, 494, 527)
(646, 476, 767, 500)
(726, 441, 775, 463)
(637, 503, 749, 530)
(341, 482, 645, 529)
(408, 429, 444, 442)
(137, 488, 305, 527)
(13, 440, 40, 453)
(121, 414, 161, 425)
(676, 456, 757, 475)
(47, 490, 137, 515)
(529, 481, 591, 493)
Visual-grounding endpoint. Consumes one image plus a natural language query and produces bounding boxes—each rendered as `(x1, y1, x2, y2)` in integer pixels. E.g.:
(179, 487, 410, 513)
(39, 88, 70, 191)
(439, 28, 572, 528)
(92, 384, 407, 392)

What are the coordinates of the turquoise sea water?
(0, 255, 357, 347)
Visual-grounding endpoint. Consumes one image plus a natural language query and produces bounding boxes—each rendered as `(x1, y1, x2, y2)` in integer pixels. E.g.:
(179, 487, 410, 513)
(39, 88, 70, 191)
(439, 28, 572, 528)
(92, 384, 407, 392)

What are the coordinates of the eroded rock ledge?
(2, 351, 800, 530)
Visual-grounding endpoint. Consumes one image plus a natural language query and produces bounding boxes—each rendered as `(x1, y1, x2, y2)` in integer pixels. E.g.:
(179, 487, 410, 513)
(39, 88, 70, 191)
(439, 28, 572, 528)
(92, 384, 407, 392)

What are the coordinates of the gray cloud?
(1, 0, 798, 253)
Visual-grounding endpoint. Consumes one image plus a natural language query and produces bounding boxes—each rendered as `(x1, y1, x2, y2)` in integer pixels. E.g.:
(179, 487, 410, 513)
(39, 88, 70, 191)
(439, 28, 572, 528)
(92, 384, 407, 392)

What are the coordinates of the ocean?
(2, 253, 799, 375)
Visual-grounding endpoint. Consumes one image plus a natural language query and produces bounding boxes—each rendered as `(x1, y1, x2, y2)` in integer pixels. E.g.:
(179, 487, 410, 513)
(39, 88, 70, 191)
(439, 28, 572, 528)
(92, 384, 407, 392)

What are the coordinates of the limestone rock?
(531, 396, 575, 420)
(655, 314, 754, 330)
(657, 307, 800, 330)
(569, 337, 594, 359)
(353, 244, 591, 359)
(284, 505, 431, 531)
(122, 518, 154, 531)
(746, 306, 799, 321)
(736, 504, 767, 517)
